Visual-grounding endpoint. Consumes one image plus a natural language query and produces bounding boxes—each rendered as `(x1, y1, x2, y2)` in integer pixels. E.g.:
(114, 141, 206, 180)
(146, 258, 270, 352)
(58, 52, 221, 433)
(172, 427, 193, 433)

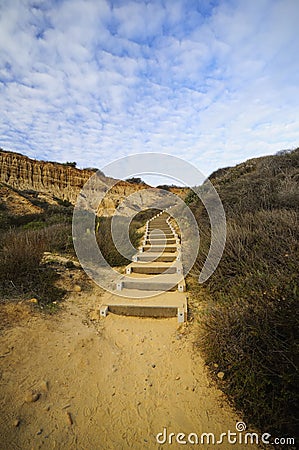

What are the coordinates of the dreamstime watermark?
(72, 153, 226, 297)
(155, 422, 296, 446)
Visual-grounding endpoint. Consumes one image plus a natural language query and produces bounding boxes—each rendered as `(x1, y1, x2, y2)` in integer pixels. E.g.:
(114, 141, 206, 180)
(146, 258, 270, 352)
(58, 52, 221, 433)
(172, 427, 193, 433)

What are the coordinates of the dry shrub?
(42, 222, 74, 253)
(96, 210, 156, 267)
(0, 228, 45, 283)
(96, 216, 130, 267)
(192, 209, 298, 437)
(188, 149, 299, 441)
(199, 276, 298, 438)
(0, 228, 65, 303)
(194, 209, 298, 297)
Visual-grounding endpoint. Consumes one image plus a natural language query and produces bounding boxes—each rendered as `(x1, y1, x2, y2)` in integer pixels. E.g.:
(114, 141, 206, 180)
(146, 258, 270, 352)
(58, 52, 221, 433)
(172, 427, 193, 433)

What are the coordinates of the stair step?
(103, 210, 188, 322)
(117, 274, 186, 292)
(145, 238, 176, 244)
(135, 254, 177, 262)
(142, 245, 177, 253)
(127, 262, 180, 275)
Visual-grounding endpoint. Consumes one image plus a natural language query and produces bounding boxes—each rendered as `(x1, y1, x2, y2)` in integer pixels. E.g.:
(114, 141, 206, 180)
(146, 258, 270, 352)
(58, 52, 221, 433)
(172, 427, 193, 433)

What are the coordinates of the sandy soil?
(0, 284, 260, 450)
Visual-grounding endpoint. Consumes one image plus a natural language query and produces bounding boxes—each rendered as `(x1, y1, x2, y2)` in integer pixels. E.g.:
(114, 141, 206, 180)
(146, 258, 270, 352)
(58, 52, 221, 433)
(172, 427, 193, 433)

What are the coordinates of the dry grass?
(188, 148, 299, 440)
(0, 225, 69, 304)
(96, 209, 160, 267)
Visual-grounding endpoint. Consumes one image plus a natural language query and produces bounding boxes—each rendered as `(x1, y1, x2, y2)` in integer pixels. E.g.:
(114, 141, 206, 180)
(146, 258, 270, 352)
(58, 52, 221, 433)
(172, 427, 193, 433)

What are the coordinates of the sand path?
(0, 287, 259, 449)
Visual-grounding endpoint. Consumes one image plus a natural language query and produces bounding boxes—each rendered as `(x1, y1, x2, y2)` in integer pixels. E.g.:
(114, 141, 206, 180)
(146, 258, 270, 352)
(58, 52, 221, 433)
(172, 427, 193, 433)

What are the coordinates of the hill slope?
(0, 149, 188, 217)
(0, 149, 151, 216)
(187, 147, 299, 441)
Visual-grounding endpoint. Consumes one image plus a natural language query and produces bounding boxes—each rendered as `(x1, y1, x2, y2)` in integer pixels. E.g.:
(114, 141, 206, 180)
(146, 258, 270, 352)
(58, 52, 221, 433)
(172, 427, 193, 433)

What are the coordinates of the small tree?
(125, 177, 145, 185)
(65, 161, 77, 168)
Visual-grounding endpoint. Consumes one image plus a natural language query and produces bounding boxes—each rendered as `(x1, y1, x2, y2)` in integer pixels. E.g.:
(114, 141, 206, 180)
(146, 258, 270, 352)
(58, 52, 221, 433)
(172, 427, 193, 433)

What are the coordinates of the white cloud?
(0, 0, 298, 180)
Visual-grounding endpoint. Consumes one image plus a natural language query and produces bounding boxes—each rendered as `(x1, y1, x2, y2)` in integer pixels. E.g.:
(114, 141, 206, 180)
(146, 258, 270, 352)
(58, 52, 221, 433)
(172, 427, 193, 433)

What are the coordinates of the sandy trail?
(0, 287, 259, 450)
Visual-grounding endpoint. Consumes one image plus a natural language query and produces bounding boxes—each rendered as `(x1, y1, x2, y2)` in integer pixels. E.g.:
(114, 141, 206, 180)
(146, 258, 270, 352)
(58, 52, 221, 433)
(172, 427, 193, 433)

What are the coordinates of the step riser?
(146, 232, 174, 239)
(148, 222, 170, 226)
(142, 246, 177, 253)
(136, 256, 177, 262)
(148, 229, 171, 233)
(130, 267, 177, 275)
(149, 225, 170, 228)
(108, 305, 178, 318)
(109, 211, 187, 322)
(146, 236, 174, 240)
(123, 282, 177, 291)
(145, 239, 176, 245)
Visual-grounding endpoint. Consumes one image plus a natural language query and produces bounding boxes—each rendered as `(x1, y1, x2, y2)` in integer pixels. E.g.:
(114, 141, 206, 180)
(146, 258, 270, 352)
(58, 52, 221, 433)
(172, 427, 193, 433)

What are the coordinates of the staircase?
(100, 209, 187, 322)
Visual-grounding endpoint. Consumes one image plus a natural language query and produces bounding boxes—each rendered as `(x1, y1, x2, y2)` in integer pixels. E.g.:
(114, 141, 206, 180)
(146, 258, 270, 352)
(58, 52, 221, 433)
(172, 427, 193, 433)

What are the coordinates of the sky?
(0, 0, 299, 184)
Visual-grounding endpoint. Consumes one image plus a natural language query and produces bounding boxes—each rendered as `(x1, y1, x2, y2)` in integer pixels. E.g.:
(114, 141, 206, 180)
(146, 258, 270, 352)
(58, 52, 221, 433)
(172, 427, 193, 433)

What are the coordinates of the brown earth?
(0, 185, 43, 216)
(0, 272, 261, 450)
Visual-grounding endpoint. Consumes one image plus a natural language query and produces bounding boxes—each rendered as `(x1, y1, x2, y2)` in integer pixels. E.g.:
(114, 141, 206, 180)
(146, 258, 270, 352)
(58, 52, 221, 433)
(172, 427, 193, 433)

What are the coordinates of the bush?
(95, 209, 157, 267)
(125, 177, 146, 185)
(96, 216, 143, 267)
(42, 223, 74, 253)
(188, 148, 299, 440)
(0, 228, 66, 303)
(54, 197, 73, 208)
(64, 161, 77, 168)
(0, 228, 45, 284)
(199, 275, 298, 437)
(23, 220, 46, 230)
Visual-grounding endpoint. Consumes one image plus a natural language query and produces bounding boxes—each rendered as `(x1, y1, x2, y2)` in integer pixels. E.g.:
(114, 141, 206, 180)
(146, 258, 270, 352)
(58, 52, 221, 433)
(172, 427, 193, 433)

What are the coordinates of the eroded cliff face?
(0, 149, 188, 217)
(0, 149, 95, 205)
(0, 150, 152, 216)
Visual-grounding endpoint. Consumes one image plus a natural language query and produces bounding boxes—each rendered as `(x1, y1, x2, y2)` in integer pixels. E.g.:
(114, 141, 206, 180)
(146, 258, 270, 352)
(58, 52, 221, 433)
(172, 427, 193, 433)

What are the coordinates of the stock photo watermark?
(72, 153, 226, 297)
(155, 422, 296, 446)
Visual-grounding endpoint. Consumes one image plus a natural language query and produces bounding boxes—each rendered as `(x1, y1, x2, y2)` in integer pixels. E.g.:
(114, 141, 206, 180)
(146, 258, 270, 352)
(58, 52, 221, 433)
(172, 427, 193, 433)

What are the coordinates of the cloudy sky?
(0, 0, 298, 182)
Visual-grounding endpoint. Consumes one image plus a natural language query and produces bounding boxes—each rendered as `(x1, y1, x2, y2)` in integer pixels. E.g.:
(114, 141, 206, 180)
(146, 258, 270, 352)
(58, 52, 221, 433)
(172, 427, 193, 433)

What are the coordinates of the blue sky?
(0, 0, 299, 182)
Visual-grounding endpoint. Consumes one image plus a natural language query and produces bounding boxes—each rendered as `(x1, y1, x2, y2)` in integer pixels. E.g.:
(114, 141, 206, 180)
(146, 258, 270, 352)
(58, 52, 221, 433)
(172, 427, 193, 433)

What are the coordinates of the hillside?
(208, 148, 299, 213)
(0, 149, 188, 218)
(0, 146, 298, 447)
(0, 149, 150, 217)
(0, 148, 188, 303)
(187, 147, 299, 442)
(0, 148, 260, 449)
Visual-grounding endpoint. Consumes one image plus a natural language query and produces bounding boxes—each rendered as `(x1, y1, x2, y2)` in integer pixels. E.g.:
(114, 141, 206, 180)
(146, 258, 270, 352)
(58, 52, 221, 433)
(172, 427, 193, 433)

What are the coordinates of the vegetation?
(156, 184, 183, 190)
(83, 167, 105, 177)
(0, 226, 67, 305)
(54, 196, 73, 208)
(0, 179, 159, 304)
(96, 208, 160, 267)
(64, 161, 77, 168)
(188, 148, 299, 440)
(0, 195, 74, 305)
(125, 177, 146, 185)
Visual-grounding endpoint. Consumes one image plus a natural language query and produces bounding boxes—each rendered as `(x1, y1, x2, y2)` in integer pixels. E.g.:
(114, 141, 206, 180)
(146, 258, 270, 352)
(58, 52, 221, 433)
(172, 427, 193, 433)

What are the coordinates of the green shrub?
(23, 220, 46, 230)
(125, 177, 146, 185)
(54, 197, 73, 208)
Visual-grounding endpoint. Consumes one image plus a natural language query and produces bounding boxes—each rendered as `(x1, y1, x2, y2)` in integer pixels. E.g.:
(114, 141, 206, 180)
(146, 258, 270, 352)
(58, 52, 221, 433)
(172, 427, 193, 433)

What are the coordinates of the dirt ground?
(0, 280, 260, 450)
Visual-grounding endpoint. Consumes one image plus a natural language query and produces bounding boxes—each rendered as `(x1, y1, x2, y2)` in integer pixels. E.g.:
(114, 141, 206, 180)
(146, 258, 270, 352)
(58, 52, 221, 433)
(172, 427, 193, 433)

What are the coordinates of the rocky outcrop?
(0, 150, 155, 216)
(0, 149, 188, 217)
(0, 149, 95, 205)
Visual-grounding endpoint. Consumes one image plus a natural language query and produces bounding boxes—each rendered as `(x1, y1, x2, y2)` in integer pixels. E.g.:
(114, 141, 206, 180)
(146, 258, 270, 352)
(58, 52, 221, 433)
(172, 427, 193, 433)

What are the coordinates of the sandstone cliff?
(0, 149, 188, 217)
(0, 149, 96, 205)
(0, 149, 167, 216)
